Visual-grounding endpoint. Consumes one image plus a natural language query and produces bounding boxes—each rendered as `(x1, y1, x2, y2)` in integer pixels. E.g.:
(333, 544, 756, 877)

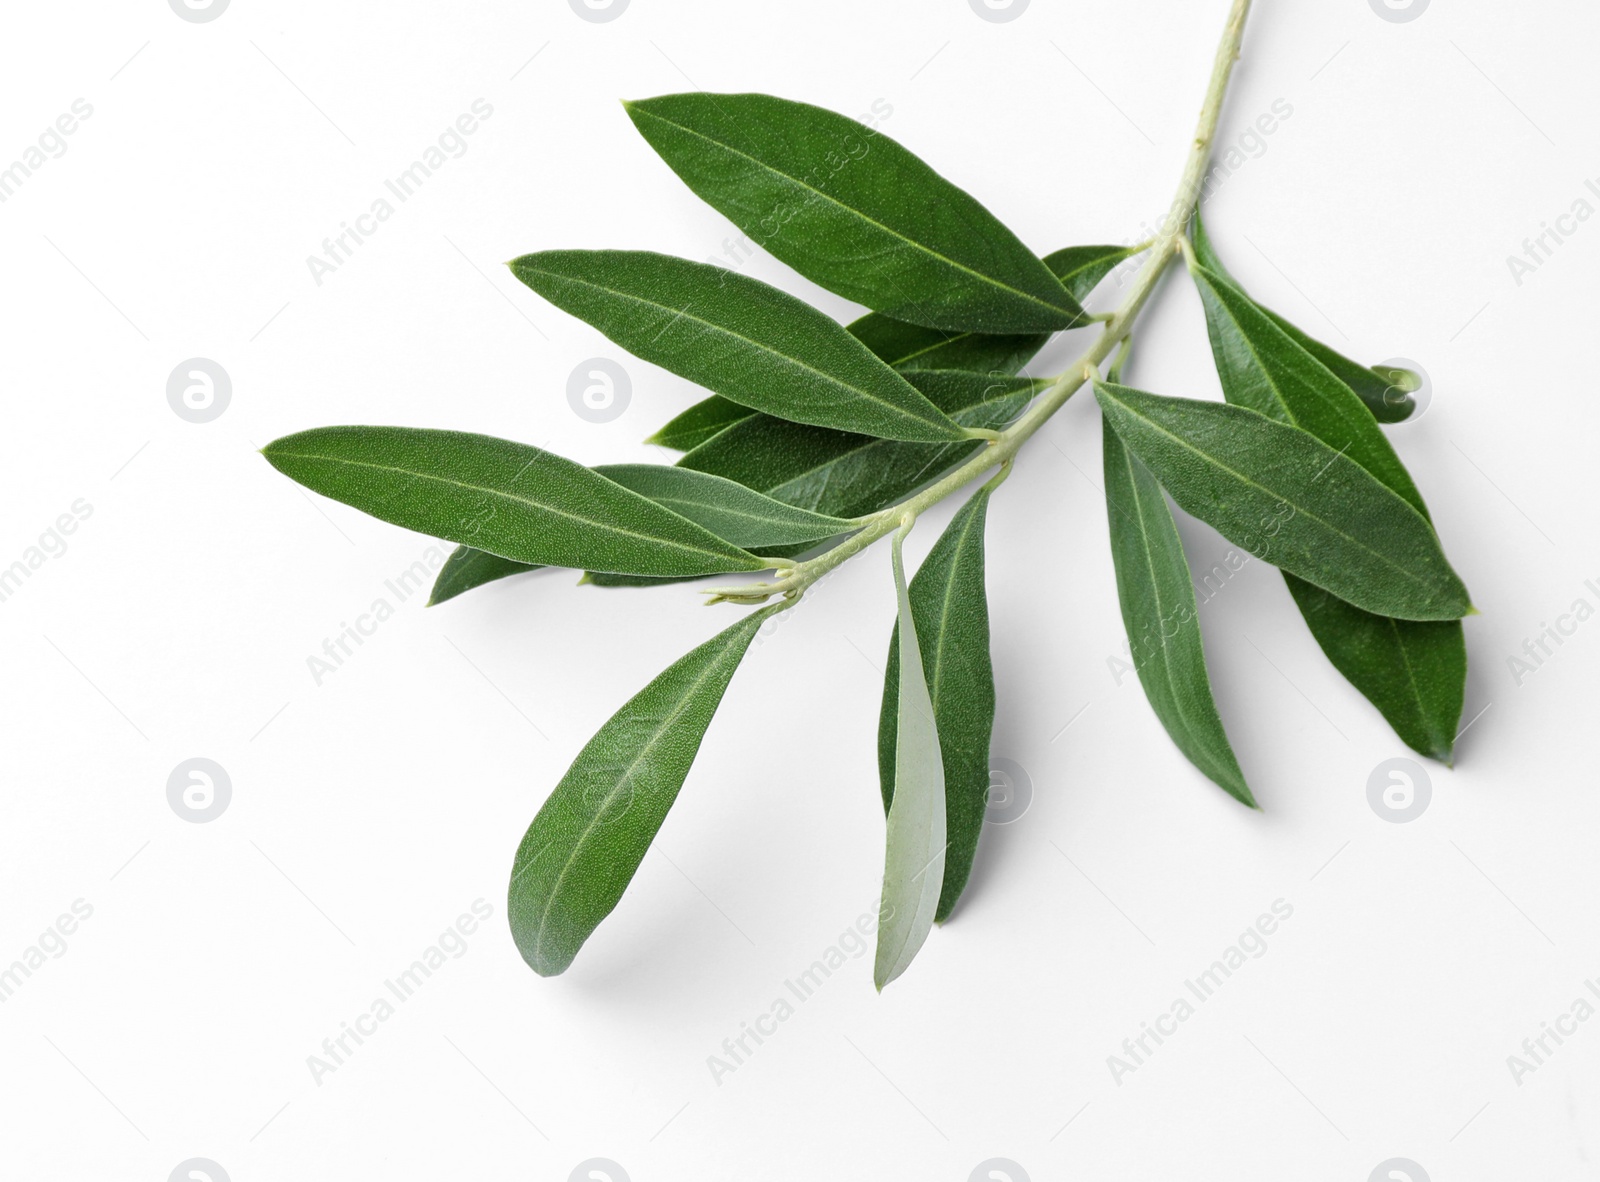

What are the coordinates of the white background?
(2, 0, 1595, 1178)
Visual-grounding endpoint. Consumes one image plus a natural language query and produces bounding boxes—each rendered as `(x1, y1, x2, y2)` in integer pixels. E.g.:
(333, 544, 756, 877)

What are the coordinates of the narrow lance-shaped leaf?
(1045, 243, 1145, 304)
(682, 372, 1043, 517)
(1092, 383, 1472, 621)
(1283, 579, 1466, 763)
(430, 546, 540, 607)
(507, 604, 781, 977)
(511, 251, 966, 443)
(430, 465, 854, 603)
(1191, 258, 1467, 761)
(1191, 264, 1424, 513)
(875, 528, 947, 991)
(261, 427, 763, 578)
(579, 464, 855, 591)
(594, 465, 853, 549)
(878, 486, 998, 922)
(587, 372, 1041, 590)
(646, 397, 755, 452)
(646, 245, 1136, 456)
(1102, 418, 1255, 806)
(625, 92, 1085, 334)
(1190, 213, 1417, 423)
(843, 242, 1142, 377)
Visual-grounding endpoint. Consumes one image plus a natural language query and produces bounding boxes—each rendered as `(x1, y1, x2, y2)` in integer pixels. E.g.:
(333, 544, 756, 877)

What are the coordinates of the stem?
(711, 0, 1254, 608)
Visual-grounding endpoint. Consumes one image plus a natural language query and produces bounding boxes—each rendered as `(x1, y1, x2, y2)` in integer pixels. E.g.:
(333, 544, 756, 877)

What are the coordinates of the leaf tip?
(576, 572, 594, 586)
(1464, 604, 1482, 618)
(1424, 734, 1457, 766)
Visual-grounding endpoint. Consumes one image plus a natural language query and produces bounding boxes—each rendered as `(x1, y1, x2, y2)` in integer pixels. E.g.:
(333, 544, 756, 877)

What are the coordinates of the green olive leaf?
(583, 372, 1041, 591)
(1191, 265, 1425, 515)
(436, 368, 1024, 600)
(430, 465, 852, 602)
(844, 242, 1142, 376)
(261, 427, 764, 578)
(1092, 382, 1472, 621)
(682, 372, 1044, 517)
(646, 245, 1134, 456)
(1045, 243, 1145, 302)
(429, 546, 545, 606)
(1283, 578, 1466, 763)
(596, 465, 854, 549)
(1190, 214, 1416, 423)
(508, 604, 781, 977)
(875, 529, 947, 991)
(624, 92, 1084, 334)
(877, 486, 997, 923)
(1191, 261, 1466, 762)
(1102, 418, 1255, 807)
(645, 396, 755, 452)
(511, 251, 966, 443)
(846, 311, 1048, 380)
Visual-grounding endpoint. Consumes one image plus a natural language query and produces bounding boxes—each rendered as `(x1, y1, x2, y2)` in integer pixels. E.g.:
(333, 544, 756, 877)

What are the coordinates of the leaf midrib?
(630, 104, 1075, 324)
